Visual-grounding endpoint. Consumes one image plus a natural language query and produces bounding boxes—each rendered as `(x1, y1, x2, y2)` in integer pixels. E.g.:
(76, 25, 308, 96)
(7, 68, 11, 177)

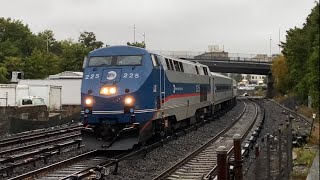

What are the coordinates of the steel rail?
(8, 102, 239, 180)
(204, 99, 262, 179)
(267, 99, 312, 126)
(0, 125, 83, 147)
(153, 99, 249, 180)
(0, 133, 81, 156)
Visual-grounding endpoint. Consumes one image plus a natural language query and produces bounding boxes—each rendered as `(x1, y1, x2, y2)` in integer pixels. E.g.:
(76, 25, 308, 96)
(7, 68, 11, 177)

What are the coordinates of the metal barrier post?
(233, 134, 243, 180)
(278, 128, 282, 179)
(266, 133, 271, 180)
(286, 115, 293, 178)
(216, 146, 227, 180)
(255, 144, 259, 157)
(254, 144, 260, 180)
(309, 114, 316, 138)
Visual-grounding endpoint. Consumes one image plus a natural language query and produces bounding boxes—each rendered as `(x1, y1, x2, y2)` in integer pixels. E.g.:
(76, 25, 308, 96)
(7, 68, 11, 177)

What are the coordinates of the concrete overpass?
(186, 59, 271, 75)
(153, 50, 273, 75)
(154, 50, 274, 97)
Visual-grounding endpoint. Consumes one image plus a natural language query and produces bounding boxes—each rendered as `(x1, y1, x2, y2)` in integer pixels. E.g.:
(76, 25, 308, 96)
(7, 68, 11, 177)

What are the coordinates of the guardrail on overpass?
(152, 50, 274, 64)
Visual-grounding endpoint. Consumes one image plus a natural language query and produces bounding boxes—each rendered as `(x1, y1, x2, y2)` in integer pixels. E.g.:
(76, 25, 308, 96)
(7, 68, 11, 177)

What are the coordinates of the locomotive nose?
(100, 69, 122, 83)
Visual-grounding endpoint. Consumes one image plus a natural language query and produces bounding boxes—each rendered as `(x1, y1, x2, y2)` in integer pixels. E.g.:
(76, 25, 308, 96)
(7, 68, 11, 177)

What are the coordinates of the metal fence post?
(5, 92, 8, 107)
(233, 134, 243, 180)
(216, 146, 228, 180)
(287, 115, 293, 178)
(266, 133, 271, 180)
(309, 114, 316, 139)
(254, 144, 260, 180)
(278, 128, 282, 179)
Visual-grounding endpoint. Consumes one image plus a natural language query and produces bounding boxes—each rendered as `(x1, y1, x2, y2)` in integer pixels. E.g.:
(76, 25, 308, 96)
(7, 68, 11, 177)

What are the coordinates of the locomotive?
(81, 46, 236, 150)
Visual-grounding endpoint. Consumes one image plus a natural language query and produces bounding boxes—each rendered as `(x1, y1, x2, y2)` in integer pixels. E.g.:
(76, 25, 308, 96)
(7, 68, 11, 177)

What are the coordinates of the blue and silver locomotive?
(81, 46, 236, 149)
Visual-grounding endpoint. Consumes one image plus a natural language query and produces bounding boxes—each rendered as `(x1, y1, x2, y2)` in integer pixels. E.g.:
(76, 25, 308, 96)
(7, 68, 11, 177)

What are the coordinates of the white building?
(18, 71, 82, 105)
(241, 74, 266, 84)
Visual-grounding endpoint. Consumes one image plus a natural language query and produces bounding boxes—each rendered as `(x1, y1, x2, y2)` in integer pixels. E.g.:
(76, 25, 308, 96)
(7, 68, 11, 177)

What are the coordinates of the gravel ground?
(4, 145, 91, 179)
(0, 122, 81, 139)
(243, 99, 312, 180)
(0, 131, 81, 153)
(1, 123, 89, 180)
(103, 100, 245, 180)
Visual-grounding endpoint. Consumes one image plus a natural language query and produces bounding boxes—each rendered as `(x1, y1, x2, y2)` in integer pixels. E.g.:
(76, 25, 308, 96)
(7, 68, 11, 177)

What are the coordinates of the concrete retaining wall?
(0, 105, 81, 135)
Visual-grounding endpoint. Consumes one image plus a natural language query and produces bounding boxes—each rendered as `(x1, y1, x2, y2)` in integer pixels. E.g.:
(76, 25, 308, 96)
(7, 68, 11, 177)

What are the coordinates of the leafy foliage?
(78, 31, 103, 50)
(0, 17, 104, 83)
(278, 3, 319, 109)
(127, 41, 146, 48)
(230, 73, 243, 82)
(271, 55, 289, 94)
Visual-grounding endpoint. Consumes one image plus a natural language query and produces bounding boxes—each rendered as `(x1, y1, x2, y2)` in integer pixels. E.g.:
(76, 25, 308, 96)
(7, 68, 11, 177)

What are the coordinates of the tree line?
(0, 17, 147, 83)
(0, 18, 104, 82)
(272, 3, 319, 110)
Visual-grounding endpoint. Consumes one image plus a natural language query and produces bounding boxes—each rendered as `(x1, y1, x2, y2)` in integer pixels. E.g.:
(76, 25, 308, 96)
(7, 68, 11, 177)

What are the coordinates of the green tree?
(281, 2, 319, 109)
(271, 55, 289, 94)
(0, 66, 8, 83)
(0, 17, 37, 57)
(24, 49, 48, 79)
(2, 56, 24, 80)
(230, 73, 243, 82)
(60, 40, 90, 72)
(78, 31, 103, 50)
(245, 74, 251, 81)
(36, 30, 62, 55)
(127, 41, 145, 48)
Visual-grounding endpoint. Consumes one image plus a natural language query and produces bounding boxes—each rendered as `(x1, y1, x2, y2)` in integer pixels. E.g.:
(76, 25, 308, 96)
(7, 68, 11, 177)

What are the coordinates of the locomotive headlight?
(100, 86, 116, 95)
(85, 98, 93, 106)
(100, 87, 109, 95)
(124, 97, 134, 105)
(109, 87, 117, 94)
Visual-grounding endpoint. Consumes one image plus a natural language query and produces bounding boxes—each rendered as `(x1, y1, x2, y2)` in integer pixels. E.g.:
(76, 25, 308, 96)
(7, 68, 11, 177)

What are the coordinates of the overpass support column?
(266, 74, 274, 98)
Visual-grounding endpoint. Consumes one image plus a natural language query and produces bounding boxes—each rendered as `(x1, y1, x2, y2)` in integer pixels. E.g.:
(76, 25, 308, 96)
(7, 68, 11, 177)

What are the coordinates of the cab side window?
(151, 54, 160, 67)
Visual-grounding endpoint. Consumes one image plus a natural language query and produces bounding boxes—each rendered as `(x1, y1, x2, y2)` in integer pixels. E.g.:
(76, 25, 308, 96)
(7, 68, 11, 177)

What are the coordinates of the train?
(81, 46, 237, 150)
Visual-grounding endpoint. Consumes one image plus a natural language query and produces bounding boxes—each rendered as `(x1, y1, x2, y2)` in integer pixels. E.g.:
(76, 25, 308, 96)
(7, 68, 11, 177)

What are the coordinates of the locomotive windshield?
(88, 55, 142, 67)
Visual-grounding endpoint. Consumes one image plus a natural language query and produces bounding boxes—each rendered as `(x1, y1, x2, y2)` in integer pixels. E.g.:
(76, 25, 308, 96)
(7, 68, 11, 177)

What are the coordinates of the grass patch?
(293, 148, 316, 166)
(297, 105, 314, 119)
(308, 122, 319, 145)
(292, 170, 309, 179)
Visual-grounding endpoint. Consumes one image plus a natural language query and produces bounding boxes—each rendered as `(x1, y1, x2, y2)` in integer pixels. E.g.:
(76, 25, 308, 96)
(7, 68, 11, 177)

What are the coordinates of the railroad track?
(0, 124, 83, 179)
(8, 102, 238, 180)
(0, 123, 83, 148)
(154, 99, 261, 180)
(267, 99, 312, 126)
(8, 150, 127, 180)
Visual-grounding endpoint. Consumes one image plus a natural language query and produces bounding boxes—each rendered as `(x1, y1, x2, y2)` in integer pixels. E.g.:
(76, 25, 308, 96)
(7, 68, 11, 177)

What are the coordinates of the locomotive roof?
(89, 45, 149, 56)
(89, 46, 209, 68)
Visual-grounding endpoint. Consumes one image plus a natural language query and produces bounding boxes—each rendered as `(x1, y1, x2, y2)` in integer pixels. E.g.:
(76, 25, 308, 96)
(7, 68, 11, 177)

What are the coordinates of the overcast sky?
(0, 0, 317, 54)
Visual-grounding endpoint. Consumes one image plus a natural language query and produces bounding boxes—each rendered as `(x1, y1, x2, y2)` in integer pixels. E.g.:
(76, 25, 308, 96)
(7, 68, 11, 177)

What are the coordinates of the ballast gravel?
(105, 100, 245, 180)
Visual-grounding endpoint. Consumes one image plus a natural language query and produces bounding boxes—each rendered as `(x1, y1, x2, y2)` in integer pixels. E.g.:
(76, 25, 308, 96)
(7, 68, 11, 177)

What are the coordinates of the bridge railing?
(152, 50, 273, 64)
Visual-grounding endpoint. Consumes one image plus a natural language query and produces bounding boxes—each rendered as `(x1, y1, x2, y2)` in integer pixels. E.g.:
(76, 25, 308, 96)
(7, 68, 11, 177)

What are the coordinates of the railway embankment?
(0, 105, 81, 135)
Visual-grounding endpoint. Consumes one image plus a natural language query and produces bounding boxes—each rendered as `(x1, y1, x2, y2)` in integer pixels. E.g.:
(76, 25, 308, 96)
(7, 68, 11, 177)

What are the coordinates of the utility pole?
(269, 36, 272, 57)
(133, 24, 136, 44)
(143, 32, 146, 47)
(46, 35, 49, 53)
(278, 28, 281, 54)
